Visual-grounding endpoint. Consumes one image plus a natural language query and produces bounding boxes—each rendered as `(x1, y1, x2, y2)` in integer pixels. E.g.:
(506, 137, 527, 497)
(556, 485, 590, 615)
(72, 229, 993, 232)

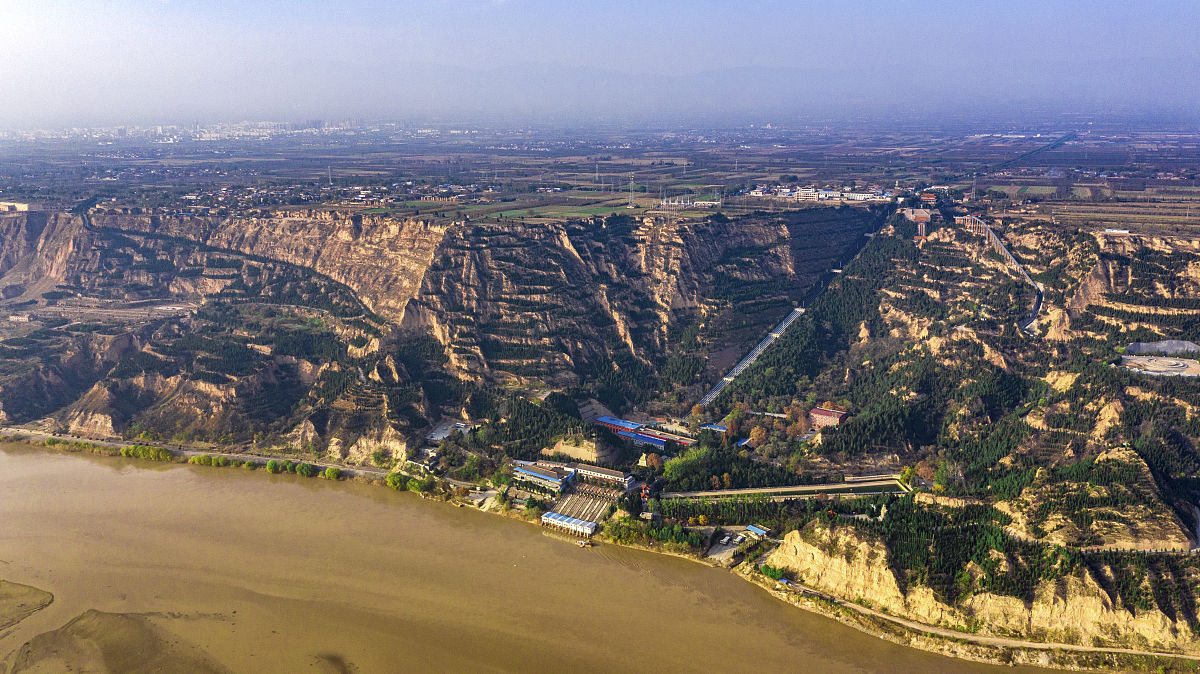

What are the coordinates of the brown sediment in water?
(0, 582, 52, 632)
(4, 609, 226, 674)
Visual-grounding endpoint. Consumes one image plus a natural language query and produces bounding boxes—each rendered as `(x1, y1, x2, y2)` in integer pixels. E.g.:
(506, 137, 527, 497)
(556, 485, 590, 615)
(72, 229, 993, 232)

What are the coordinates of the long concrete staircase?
(698, 306, 805, 407)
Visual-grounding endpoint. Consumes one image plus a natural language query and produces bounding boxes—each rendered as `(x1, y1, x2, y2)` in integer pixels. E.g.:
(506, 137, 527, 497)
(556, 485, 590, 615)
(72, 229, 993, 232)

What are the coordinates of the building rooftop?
(542, 511, 598, 534)
(618, 430, 666, 447)
(514, 464, 572, 481)
(595, 415, 643, 431)
(571, 463, 626, 479)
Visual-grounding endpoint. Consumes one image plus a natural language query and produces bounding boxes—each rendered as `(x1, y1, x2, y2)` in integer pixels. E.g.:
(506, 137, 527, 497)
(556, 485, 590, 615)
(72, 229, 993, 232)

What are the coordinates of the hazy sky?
(2, 0, 1199, 128)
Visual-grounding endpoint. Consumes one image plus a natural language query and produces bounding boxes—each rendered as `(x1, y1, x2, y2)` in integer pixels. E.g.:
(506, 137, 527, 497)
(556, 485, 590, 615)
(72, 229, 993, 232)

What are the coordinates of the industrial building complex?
(593, 415, 697, 449)
(511, 457, 636, 538)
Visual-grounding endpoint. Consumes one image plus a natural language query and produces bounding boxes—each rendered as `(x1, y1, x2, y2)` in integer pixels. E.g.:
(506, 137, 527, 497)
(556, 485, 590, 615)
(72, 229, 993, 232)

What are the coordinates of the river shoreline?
(2, 436, 1192, 672)
(18, 443, 1023, 674)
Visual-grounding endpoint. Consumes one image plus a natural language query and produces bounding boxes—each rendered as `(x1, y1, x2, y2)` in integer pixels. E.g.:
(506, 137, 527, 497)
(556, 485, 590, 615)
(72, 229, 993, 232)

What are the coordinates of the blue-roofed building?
(512, 463, 574, 493)
(595, 415, 644, 432)
(736, 437, 751, 447)
(541, 511, 598, 537)
(618, 430, 666, 448)
(746, 524, 770, 539)
(700, 424, 728, 433)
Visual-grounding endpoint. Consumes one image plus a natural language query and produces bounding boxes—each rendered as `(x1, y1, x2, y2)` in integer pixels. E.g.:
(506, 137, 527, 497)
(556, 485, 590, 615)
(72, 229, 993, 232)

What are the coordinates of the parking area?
(426, 419, 475, 443)
(704, 529, 752, 563)
(1121, 355, 1200, 377)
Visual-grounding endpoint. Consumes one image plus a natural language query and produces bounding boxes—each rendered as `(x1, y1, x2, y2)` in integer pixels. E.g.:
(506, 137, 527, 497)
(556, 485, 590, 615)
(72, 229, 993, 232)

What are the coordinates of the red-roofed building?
(808, 407, 847, 429)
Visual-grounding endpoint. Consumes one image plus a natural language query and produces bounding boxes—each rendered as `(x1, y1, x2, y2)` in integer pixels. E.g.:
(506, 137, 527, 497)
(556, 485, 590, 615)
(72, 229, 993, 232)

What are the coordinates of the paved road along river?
(0, 446, 1048, 673)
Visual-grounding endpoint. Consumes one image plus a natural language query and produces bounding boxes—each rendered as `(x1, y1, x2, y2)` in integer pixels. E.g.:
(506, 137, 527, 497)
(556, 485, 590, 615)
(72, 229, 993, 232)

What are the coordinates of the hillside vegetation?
(675, 210, 1200, 652)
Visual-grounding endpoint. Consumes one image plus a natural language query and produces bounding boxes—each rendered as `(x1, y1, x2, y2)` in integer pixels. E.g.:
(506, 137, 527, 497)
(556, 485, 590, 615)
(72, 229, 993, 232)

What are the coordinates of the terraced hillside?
(701, 214, 1200, 544)
(662, 213, 1200, 656)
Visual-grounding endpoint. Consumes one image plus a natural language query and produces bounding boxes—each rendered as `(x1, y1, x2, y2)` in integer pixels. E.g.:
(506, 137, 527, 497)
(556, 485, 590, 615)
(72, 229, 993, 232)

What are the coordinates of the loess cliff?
(80, 207, 878, 384)
(769, 521, 1200, 653)
(0, 205, 882, 455)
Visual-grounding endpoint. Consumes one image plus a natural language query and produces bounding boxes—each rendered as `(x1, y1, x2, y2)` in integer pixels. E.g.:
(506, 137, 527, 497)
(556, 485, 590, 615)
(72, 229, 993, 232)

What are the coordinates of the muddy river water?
(0, 446, 1044, 672)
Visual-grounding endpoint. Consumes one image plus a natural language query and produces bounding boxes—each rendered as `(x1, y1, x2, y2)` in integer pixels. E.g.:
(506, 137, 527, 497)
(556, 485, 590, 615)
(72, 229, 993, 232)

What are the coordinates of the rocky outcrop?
(325, 437, 346, 462)
(961, 570, 1194, 651)
(767, 521, 957, 626)
(1066, 257, 1119, 320)
(1092, 398, 1124, 440)
(342, 424, 408, 466)
(281, 419, 317, 452)
(0, 331, 141, 425)
(62, 383, 121, 438)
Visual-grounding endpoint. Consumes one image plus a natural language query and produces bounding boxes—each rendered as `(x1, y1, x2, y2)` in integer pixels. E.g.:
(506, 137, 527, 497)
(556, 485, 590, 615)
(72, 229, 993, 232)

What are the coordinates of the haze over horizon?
(3, 0, 1200, 129)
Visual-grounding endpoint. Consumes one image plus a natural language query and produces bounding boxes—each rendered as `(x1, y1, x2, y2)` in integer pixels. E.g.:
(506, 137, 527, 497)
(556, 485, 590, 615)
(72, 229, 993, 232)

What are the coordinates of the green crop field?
(1017, 185, 1057, 195)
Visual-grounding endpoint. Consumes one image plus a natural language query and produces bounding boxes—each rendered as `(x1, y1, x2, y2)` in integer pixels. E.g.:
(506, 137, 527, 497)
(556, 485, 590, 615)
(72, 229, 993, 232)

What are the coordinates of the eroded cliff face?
(1042, 232, 1200, 339)
(59, 363, 275, 441)
(960, 571, 1191, 651)
(0, 205, 879, 448)
(0, 331, 142, 425)
(1066, 256, 1122, 320)
(89, 210, 449, 320)
(0, 211, 87, 298)
(341, 424, 408, 467)
(766, 521, 959, 626)
(404, 210, 871, 382)
(82, 207, 876, 384)
(401, 217, 751, 381)
(768, 522, 1200, 652)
